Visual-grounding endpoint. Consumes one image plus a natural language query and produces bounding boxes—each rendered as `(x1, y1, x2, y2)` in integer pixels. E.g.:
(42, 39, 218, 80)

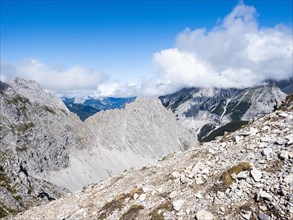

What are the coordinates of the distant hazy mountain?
(160, 83, 287, 141)
(62, 96, 136, 121)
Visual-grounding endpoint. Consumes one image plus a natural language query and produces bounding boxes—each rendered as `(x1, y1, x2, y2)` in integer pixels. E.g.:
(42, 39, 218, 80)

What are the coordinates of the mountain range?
(12, 87, 293, 220)
(0, 78, 196, 217)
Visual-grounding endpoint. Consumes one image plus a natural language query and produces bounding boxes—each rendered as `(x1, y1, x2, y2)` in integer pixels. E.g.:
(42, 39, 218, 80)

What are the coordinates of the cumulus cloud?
(1, 59, 106, 97)
(1, 3, 292, 98)
(152, 2, 293, 95)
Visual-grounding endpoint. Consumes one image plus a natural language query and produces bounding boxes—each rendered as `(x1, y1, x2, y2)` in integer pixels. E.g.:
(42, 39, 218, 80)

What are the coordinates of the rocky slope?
(45, 97, 197, 191)
(160, 84, 286, 141)
(0, 78, 196, 217)
(13, 93, 293, 220)
(0, 78, 91, 217)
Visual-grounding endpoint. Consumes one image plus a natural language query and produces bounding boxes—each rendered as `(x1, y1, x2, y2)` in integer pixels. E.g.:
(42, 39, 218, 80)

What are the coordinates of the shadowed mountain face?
(0, 78, 197, 217)
(160, 83, 287, 141)
(62, 97, 136, 121)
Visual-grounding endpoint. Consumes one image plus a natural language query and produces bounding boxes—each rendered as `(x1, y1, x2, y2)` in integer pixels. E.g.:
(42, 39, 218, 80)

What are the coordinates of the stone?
(249, 128, 259, 136)
(195, 209, 214, 220)
(237, 171, 249, 179)
(277, 112, 289, 118)
(275, 138, 287, 145)
(258, 212, 270, 220)
(195, 177, 204, 185)
(138, 193, 146, 202)
(169, 191, 178, 199)
(262, 148, 272, 157)
(241, 210, 252, 220)
(172, 199, 184, 211)
(217, 191, 225, 200)
(133, 193, 139, 200)
(234, 136, 241, 144)
(260, 191, 272, 200)
(251, 168, 262, 182)
(260, 137, 271, 143)
(283, 174, 293, 184)
(279, 150, 289, 159)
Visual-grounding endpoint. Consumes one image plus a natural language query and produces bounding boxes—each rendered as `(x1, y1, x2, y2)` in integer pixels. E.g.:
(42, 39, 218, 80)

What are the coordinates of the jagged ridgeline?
(159, 84, 287, 141)
(0, 78, 197, 218)
(13, 92, 293, 220)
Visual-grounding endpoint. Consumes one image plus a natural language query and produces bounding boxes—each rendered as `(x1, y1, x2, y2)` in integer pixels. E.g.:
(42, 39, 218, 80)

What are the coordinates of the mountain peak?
(7, 77, 69, 112)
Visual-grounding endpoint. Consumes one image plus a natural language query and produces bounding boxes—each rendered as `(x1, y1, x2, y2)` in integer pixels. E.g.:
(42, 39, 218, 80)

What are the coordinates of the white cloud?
(152, 2, 293, 95)
(1, 59, 106, 97)
(1, 3, 292, 98)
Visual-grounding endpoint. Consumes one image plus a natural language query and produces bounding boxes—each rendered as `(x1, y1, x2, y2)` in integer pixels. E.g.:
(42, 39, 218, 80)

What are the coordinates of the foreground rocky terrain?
(13, 94, 293, 219)
(0, 78, 196, 217)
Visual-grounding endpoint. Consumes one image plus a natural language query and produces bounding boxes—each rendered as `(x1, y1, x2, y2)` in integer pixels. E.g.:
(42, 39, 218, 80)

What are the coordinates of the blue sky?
(1, 0, 292, 97)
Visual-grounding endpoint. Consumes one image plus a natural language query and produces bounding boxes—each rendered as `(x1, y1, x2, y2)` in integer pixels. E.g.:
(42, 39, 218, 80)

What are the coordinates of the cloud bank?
(1, 60, 106, 97)
(152, 2, 292, 94)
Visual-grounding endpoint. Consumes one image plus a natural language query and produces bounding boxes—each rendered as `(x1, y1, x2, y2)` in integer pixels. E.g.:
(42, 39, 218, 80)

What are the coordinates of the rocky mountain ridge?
(0, 78, 196, 217)
(13, 93, 293, 220)
(159, 84, 287, 141)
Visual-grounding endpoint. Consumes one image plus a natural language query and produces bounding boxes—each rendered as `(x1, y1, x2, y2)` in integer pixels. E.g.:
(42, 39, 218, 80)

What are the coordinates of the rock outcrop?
(13, 93, 293, 219)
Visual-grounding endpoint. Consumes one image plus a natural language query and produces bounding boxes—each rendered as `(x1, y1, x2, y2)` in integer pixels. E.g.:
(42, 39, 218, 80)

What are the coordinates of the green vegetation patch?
(200, 121, 249, 142)
(0, 166, 17, 194)
(43, 106, 56, 114)
(98, 187, 144, 219)
(7, 95, 30, 106)
(16, 145, 28, 153)
(225, 101, 252, 121)
(120, 204, 144, 220)
(149, 200, 173, 220)
(15, 122, 35, 132)
(222, 162, 252, 187)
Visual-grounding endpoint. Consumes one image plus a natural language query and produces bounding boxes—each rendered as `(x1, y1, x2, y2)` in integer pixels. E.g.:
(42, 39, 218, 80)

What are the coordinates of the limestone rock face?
(14, 93, 293, 220)
(0, 78, 197, 216)
(46, 97, 197, 191)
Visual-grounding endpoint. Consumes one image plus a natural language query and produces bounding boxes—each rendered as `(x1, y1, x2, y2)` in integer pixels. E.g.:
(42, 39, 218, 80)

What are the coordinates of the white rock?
(262, 148, 272, 157)
(283, 174, 293, 184)
(169, 191, 178, 199)
(196, 209, 214, 220)
(249, 127, 259, 136)
(138, 193, 146, 202)
(241, 210, 252, 220)
(172, 199, 184, 211)
(277, 112, 289, 118)
(195, 177, 204, 185)
(279, 151, 289, 159)
(260, 191, 272, 200)
(251, 168, 262, 182)
(237, 171, 249, 179)
(172, 171, 180, 178)
(133, 193, 139, 200)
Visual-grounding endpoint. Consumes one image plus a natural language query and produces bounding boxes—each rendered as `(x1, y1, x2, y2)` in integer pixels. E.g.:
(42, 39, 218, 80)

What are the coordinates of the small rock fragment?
(283, 174, 293, 184)
(262, 148, 272, 157)
(195, 209, 214, 220)
(169, 191, 178, 199)
(251, 168, 262, 182)
(279, 150, 289, 160)
(237, 171, 249, 179)
(241, 210, 252, 220)
(260, 191, 272, 200)
(138, 193, 146, 202)
(172, 199, 184, 211)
